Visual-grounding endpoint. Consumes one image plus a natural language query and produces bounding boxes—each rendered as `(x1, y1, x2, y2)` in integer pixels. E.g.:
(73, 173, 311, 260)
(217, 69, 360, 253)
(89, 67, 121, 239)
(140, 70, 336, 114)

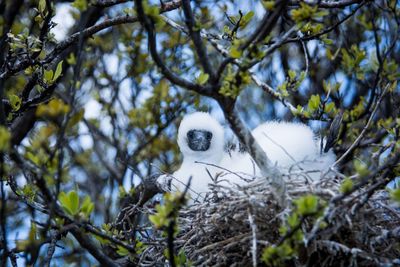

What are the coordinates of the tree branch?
(242, 0, 288, 50)
(221, 105, 287, 207)
(92, 0, 129, 7)
(283, 2, 365, 45)
(1, 1, 182, 80)
(70, 227, 120, 267)
(181, 0, 216, 81)
(134, 0, 211, 95)
(161, 10, 288, 206)
(333, 84, 389, 167)
(288, 0, 362, 8)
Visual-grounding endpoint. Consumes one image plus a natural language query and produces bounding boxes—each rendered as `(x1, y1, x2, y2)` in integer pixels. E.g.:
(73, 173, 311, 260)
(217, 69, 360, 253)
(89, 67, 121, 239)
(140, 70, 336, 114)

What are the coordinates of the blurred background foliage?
(0, 0, 399, 265)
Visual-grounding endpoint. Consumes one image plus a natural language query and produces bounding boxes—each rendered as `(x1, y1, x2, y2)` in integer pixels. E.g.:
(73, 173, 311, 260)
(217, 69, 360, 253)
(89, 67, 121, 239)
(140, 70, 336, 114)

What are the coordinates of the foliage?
(261, 195, 324, 265)
(149, 192, 184, 230)
(58, 190, 94, 219)
(0, 126, 11, 152)
(0, 0, 399, 266)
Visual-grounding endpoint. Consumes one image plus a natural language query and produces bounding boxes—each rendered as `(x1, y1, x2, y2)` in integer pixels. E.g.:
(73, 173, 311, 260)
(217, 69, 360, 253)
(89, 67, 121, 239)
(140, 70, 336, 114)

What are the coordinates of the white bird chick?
(251, 122, 336, 181)
(222, 122, 336, 182)
(167, 112, 336, 203)
(171, 112, 225, 200)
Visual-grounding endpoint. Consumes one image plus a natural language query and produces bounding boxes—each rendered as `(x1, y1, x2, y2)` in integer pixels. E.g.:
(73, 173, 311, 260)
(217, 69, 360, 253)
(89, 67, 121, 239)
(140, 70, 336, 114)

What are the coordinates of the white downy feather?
(171, 112, 225, 201)
(168, 112, 336, 202)
(222, 122, 336, 182)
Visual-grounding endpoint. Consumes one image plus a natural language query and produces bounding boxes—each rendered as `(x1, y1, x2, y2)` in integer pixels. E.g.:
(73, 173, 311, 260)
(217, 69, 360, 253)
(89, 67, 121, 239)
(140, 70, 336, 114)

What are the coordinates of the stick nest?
(135, 176, 400, 266)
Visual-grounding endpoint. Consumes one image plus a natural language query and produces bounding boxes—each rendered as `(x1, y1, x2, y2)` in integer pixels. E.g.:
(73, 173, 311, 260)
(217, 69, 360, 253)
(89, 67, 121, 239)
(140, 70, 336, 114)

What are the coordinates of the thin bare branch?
(182, 0, 216, 81)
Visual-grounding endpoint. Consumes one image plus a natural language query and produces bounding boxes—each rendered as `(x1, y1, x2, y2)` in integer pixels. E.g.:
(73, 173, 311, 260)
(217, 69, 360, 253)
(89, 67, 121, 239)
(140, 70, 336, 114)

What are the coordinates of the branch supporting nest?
(124, 173, 400, 266)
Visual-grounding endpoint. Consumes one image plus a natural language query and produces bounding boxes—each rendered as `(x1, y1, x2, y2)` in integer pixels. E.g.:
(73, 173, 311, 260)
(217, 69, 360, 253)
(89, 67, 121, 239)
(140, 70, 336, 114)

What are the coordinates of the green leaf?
(38, 0, 46, 14)
(288, 70, 296, 80)
(261, 243, 295, 265)
(279, 225, 288, 235)
(323, 38, 333, 45)
(240, 11, 254, 28)
(116, 245, 130, 257)
(34, 15, 43, 24)
(307, 94, 320, 112)
(287, 213, 299, 228)
(93, 234, 110, 245)
(261, 246, 278, 264)
(277, 82, 289, 97)
(177, 249, 190, 265)
(36, 98, 70, 117)
(390, 188, 400, 203)
(149, 192, 184, 230)
(299, 71, 306, 81)
(68, 190, 80, 216)
(20, 185, 37, 202)
(149, 205, 167, 229)
(294, 194, 318, 215)
(315, 10, 328, 18)
(388, 80, 397, 92)
(123, 7, 133, 15)
(102, 223, 112, 232)
(144, 4, 160, 17)
(341, 45, 366, 78)
(72, 0, 87, 11)
(229, 46, 242, 59)
(28, 222, 37, 242)
(291, 3, 318, 22)
(58, 192, 72, 215)
(354, 160, 369, 177)
(324, 102, 336, 114)
(356, 71, 365, 80)
(44, 69, 53, 83)
(197, 72, 209, 85)
(81, 195, 94, 218)
(340, 178, 353, 194)
(58, 190, 80, 216)
(66, 53, 76, 65)
(0, 126, 11, 151)
(9, 94, 21, 111)
(118, 186, 127, 198)
(262, 0, 275, 10)
(25, 151, 40, 165)
(53, 60, 63, 81)
(243, 11, 254, 21)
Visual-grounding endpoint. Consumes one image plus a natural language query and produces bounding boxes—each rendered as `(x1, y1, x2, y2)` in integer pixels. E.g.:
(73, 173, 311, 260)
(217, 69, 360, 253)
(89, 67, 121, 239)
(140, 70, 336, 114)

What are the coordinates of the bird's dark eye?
(187, 130, 195, 139)
(206, 132, 212, 140)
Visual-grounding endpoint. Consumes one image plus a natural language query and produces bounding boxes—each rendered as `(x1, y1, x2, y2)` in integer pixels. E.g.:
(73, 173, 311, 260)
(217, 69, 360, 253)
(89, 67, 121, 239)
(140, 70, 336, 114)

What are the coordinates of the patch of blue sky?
(387, 178, 400, 189)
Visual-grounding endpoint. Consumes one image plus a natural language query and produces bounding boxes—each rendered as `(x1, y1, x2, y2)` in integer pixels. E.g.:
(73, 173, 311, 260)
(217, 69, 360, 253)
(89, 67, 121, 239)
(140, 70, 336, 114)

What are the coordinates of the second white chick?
(222, 121, 336, 182)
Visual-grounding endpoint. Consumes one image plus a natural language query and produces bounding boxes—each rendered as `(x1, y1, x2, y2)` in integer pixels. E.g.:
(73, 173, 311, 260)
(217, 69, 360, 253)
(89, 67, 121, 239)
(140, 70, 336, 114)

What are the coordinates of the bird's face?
(186, 129, 213, 151)
(177, 112, 224, 162)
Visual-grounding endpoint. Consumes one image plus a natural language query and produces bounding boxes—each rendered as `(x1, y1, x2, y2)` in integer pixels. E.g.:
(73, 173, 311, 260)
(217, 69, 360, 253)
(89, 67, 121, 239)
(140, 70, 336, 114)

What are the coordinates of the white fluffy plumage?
(224, 122, 336, 181)
(170, 112, 336, 201)
(171, 112, 225, 200)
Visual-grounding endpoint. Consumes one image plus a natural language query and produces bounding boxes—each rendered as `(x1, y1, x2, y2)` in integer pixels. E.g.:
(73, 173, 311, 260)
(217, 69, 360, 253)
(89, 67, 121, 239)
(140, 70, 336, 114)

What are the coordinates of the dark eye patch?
(186, 129, 212, 151)
(187, 130, 195, 139)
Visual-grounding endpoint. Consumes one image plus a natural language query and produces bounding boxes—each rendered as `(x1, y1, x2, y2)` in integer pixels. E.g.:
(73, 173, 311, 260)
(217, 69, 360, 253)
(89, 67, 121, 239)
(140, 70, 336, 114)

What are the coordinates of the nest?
(128, 175, 400, 266)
